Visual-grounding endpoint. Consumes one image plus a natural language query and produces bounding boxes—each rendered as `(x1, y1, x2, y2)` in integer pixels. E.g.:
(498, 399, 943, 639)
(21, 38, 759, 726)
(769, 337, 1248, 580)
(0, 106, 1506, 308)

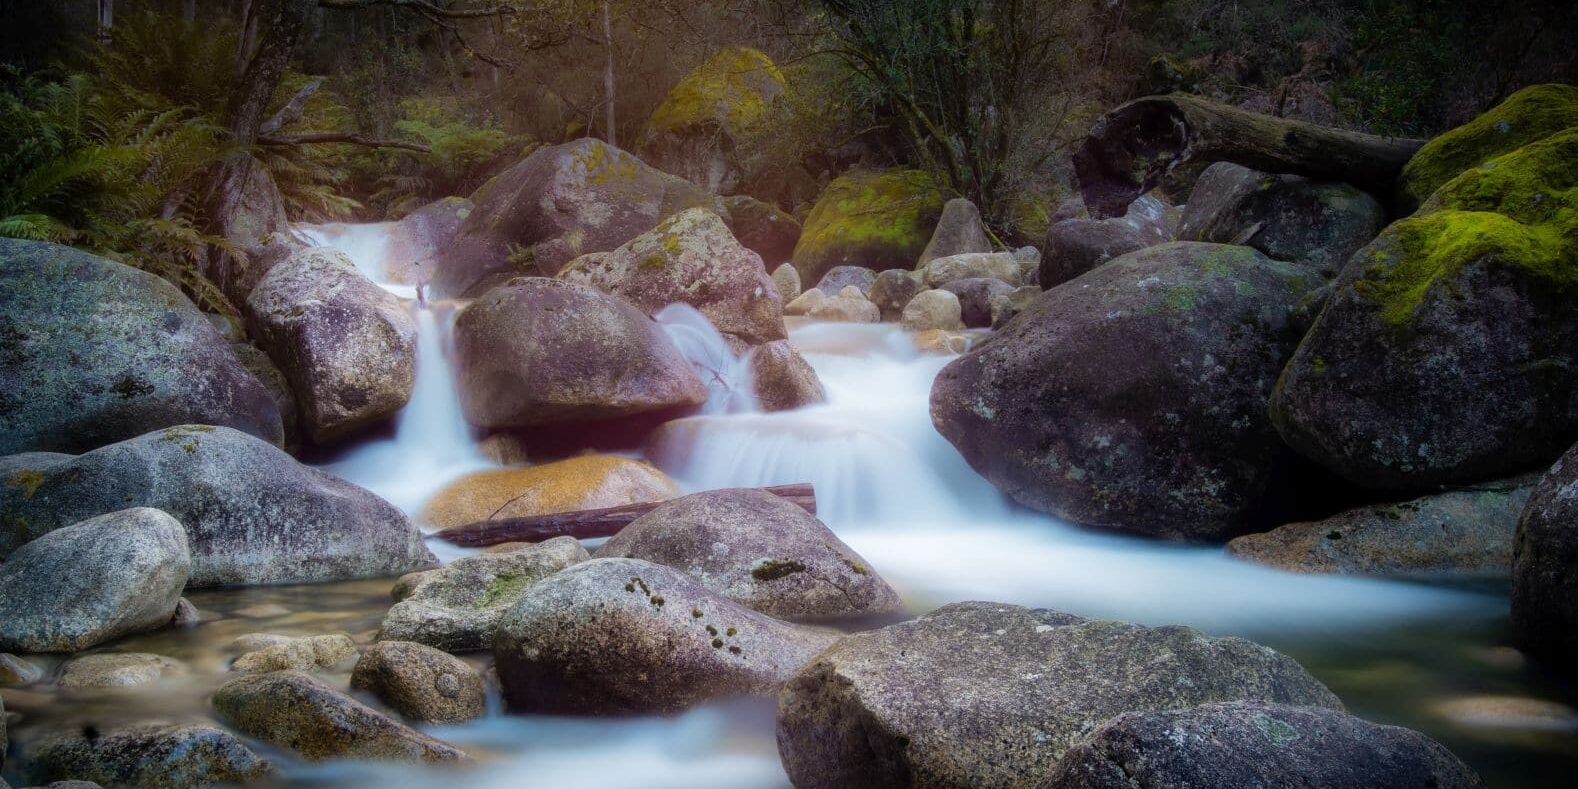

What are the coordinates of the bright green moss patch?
(1399, 84, 1578, 212)
(791, 169, 946, 281)
(647, 48, 785, 138)
(481, 573, 530, 607)
(1423, 129, 1578, 226)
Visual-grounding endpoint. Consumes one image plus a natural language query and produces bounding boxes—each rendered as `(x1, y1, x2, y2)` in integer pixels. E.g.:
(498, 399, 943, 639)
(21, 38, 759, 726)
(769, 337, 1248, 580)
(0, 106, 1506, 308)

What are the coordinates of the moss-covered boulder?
(640, 48, 786, 194)
(1398, 83, 1578, 213)
(422, 455, 679, 530)
(791, 170, 946, 285)
(722, 194, 801, 265)
(1272, 130, 1578, 489)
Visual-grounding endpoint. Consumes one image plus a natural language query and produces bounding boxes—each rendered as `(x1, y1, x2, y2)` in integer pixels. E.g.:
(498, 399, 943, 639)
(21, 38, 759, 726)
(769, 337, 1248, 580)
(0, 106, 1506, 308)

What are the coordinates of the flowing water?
(8, 223, 1576, 789)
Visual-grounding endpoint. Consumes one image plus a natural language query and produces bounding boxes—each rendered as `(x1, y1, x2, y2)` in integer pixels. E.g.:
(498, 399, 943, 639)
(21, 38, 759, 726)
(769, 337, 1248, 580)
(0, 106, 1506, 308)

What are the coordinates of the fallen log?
(1073, 94, 1425, 219)
(431, 483, 817, 547)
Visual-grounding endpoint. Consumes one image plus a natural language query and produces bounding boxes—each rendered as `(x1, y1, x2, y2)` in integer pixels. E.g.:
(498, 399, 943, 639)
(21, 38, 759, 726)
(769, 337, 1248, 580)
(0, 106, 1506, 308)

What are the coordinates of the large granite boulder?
(385, 196, 472, 285)
(245, 247, 417, 445)
(1512, 443, 1578, 668)
(723, 194, 801, 265)
(559, 208, 785, 345)
(351, 641, 486, 723)
(453, 278, 707, 428)
(0, 239, 282, 454)
(792, 170, 946, 285)
(1038, 195, 1171, 288)
(746, 340, 826, 412)
(0, 508, 188, 653)
(435, 139, 721, 295)
(422, 455, 679, 530)
(933, 243, 1322, 540)
(204, 152, 307, 302)
(494, 558, 839, 714)
(19, 723, 273, 789)
(918, 198, 993, 267)
(639, 48, 786, 194)
(595, 488, 901, 620)
(1271, 130, 1578, 489)
(777, 602, 1341, 789)
(0, 426, 435, 587)
(1046, 702, 1482, 789)
(1179, 162, 1386, 278)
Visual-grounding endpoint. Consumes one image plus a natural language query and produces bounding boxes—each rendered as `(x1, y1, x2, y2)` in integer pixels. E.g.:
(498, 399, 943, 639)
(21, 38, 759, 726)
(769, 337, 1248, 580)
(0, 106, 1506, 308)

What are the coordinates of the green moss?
(792, 169, 946, 280)
(751, 558, 807, 581)
(1399, 84, 1578, 211)
(7, 469, 44, 498)
(1423, 129, 1578, 226)
(481, 574, 530, 607)
(647, 48, 785, 138)
(1161, 286, 1198, 312)
(1008, 191, 1053, 243)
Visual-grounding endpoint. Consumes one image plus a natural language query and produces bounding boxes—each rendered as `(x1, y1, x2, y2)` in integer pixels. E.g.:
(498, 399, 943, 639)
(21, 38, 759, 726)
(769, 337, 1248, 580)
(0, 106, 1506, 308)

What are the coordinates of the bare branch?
(258, 78, 323, 136)
(259, 132, 432, 152)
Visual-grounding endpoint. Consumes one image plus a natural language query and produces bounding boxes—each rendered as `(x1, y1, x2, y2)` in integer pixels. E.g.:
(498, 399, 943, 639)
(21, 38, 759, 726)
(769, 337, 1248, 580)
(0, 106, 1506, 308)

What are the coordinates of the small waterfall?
(655, 303, 757, 414)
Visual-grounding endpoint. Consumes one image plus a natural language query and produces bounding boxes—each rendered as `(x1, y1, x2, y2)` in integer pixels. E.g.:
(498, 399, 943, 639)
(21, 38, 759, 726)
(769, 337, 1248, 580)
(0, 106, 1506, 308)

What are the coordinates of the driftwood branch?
(259, 78, 323, 136)
(433, 483, 817, 547)
(1074, 94, 1425, 219)
(258, 132, 431, 152)
(317, 0, 516, 17)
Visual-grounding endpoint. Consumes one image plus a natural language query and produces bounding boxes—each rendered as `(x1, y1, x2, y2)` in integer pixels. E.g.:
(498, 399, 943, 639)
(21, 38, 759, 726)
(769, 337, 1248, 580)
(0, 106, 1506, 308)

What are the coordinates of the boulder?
(0, 654, 43, 687)
(869, 269, 924, 322)
(784, 288, 828, 316)
(494, 558, 840, 714)
(1039, 195, 1171, 288)
(0, 239, 282, 454)
(918, 198, 993, 267)
(806, 286, 880, 323)
(640, 48, 786, 194)
(1513, 443, 1578, 667)
(422, 455, 679, 530)
(558, 208, 785, 345)
(813, 265, 878, 296)
(380, 537, 589, 652)
(436, 138, 722, 295)
(723, 194, 802, 266)
(454, 278, 708, 428)
(231, 634, 357, 674)
(1227, 479, 1533, 579)
(1179, 162, 1387, 279)
(351, 641, 486, 723)
(20, 723, 273, 789)
(203, 152, 307, 303)
(901, 290, 965, 332)
(0, 508, 188, 653)
(245, 247, 417, 445)
(212, 670, 465, 763)
(385, 196, 472, 285)
(1046, 702, 1482, 789)
(228, 342, 300, 449)
(0, 426, 435, 586)
(58, 653, 186, 689)
(1012, 246, 1041, 263)
(1398, 83, 1578, 212)
(940, 277, 1015, 328)
(594, 488, 900, 620)
(747, 340, 827, 412)
(1271, 130, 1578, 489)
(777, 602, 1341, 789)
(771, 263, 802, 302)
(932, 243, 1323, 540)
(989, 286, 1041, 329)
(792, 170, 946, 285)
(921, 252, 1022, 288)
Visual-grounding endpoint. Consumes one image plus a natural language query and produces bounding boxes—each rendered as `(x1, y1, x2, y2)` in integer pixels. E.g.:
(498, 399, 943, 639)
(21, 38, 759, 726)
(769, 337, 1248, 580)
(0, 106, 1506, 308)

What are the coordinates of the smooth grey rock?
(385, 196, 472, 284)
(351, 641, 486, 723)
(918, 198, 993, 267)
(20, 723, 273, 789)
(813, 266, 879, 297)
(869, 269, 924, 322)
(771, 263, 802, 302)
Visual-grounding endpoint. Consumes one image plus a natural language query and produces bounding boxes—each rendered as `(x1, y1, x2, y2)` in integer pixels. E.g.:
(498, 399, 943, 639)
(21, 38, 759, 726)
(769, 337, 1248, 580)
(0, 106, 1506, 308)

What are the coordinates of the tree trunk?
(96, 0, 113, 41)
(184, 0, 197, 23)
(1073, 94, 1426, 219)
(602, 0, 616, 147)
(227, 0, 317, 144)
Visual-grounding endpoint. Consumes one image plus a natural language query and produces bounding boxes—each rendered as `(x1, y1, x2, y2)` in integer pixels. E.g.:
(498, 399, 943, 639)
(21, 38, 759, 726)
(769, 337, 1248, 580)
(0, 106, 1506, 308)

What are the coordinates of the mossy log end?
(1074, 94, 1426, 219)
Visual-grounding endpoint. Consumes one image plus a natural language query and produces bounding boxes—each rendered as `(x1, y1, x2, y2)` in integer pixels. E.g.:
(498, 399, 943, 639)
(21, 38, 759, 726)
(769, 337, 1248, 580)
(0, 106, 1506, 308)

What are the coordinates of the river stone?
(747, 340, 826, 412)
(0, 426, 436, 586)
(436, 138, 721, 295)
(901, 290, 965, 332)
(1227, 478, 1534, 579)
(0, 654, 43, 687)
(1038, 195, 1171, 288)
(1178, 162, 1386, 279)
(380, 537, 589, 652)
(246, 246, 417, 445)
(792, 170, 945, 286)
(213, 670, 464, 763)
(595, 489, 901, 620)
(559, 208, 785, 345)
(989, 286, 1041, 329)
(21, 723, 273, 789)
(454, 278, 707, 428)
(940, 278, 1015, 328)
(351, 641, 486, 723)
(58, 653, 186, 689)
(776, 602, 1341, 789)
(1045, 701, 1482, 789)
(932, 243, 1322, 540)
(227, 342, 300, 450)
(0, 238, 283, 454)
(724, 195, 802, 266)
(0, 508, 188, 653)
(869, 269, 924, 322)
(1513, 443, 1578, 668)
(422, 455, 679, 530)
(813, 265, 878, 297)
(806, 286, 880, 323)
(231, 634, 358, 674)
(919, 198, 993, 267)
(494, 558, 840, 714)
(921, 252, 1021, 288)
(784, 288, 829, 316)
(385, 196, 472, 285)
(771, 263, 802, 302)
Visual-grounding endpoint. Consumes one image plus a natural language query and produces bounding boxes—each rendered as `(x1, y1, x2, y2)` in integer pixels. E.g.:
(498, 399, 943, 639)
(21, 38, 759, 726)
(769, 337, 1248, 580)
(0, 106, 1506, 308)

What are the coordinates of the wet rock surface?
(20, 723, 273, 789)
(351, 641, 486, 723)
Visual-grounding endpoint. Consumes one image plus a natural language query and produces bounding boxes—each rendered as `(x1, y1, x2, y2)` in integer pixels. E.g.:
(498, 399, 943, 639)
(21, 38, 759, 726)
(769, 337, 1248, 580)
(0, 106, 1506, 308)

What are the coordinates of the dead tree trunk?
(602, 0, 616, 147)
(96, 0, 114, 41)
(1073, 94, 1425, 219)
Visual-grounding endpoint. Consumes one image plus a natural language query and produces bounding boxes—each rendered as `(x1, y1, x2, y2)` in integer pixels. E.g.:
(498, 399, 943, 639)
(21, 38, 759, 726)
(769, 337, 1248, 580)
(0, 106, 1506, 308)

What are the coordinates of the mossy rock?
(791, 169, 946, 285)
(1398, 83, 1578, 213)
(646, 47, 784, 141)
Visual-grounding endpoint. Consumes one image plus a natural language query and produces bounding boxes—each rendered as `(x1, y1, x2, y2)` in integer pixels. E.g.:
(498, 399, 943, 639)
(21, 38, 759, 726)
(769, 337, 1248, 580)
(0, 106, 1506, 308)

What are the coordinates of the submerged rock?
(1047, 702, 1482, 789)
(231, 634, 358, 674)
(1513, 443, 1578, 669)
(918, 198, 993, 267)
(422, 455, 679, 530)
(792, 170, 945, 285)
(21, 723, 273, 789)
(58, 653, 187, 689)
(494, 558, 839, 714)
(595, 489, 901, 620)
(0, 508, 188, 653)
(0, 239, 282, 454)
(0, 426, 435, 587)
(0, 654, 43, 687)
(351, 641, 486, 723)
(776, 602, 1340, 789)
(746, 340, 826, 412)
